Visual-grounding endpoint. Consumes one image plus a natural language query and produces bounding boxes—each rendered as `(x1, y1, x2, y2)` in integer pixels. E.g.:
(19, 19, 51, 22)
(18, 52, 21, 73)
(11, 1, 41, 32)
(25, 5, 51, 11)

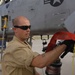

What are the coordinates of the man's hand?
(61, 40, 75, 47)
(60, 40, 75, 58)
(61, 40, 75, 52)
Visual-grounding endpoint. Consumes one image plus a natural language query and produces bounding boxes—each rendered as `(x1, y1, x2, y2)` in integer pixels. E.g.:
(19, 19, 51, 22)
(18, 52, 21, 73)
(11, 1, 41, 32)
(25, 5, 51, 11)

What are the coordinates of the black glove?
(61, 40, 75, 48)
(60, 40, 75, 58)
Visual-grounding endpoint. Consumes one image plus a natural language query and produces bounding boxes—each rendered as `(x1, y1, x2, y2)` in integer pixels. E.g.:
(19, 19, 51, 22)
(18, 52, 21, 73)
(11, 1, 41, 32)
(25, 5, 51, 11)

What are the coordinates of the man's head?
(12, 16, 31, 41)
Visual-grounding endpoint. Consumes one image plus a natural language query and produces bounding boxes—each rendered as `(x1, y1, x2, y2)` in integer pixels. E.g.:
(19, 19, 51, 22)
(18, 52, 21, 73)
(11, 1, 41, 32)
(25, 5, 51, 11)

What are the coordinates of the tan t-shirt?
(2, 36, 39, 75)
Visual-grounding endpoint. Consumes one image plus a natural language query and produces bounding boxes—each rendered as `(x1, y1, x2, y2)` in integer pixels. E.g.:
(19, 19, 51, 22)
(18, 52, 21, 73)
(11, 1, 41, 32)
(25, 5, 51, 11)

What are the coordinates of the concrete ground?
(0, 36, 75, 75)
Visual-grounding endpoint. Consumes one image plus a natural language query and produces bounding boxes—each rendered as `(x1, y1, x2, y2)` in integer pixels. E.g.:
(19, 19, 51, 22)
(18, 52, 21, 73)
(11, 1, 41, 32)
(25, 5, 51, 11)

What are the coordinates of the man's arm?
(31, 44, 66, 68)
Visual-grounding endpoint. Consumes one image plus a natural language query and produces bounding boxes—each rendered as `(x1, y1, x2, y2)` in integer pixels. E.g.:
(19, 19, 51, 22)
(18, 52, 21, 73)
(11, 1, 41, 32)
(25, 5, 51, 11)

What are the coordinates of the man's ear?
(12, 28, 17, 32)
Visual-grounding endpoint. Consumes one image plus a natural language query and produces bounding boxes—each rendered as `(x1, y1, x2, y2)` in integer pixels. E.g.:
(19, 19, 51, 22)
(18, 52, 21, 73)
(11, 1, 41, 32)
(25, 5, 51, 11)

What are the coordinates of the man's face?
(14, 17, 31, 41)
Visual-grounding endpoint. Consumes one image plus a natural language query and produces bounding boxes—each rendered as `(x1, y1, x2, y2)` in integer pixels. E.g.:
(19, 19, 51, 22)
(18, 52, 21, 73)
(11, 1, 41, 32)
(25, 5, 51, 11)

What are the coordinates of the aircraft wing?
(64, 11, 75, 34)
(0, 2, 10, 16)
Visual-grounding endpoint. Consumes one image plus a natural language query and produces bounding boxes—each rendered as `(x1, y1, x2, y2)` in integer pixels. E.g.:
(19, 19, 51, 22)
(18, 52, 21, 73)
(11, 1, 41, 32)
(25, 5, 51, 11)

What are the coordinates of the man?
(2, 16, 75, 75)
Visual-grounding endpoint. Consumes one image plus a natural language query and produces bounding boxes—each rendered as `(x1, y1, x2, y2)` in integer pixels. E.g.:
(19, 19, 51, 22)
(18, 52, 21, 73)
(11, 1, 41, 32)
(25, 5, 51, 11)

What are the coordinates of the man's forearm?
(41, 44, 66, 65)
(31, 44, 66, 68)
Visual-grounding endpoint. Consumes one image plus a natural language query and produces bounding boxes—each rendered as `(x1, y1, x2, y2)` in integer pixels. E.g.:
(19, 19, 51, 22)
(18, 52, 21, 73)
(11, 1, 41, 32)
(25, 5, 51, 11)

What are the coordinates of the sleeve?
(12, 47, 39, 68)
(32, 52, 39, 57)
